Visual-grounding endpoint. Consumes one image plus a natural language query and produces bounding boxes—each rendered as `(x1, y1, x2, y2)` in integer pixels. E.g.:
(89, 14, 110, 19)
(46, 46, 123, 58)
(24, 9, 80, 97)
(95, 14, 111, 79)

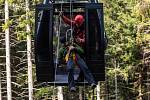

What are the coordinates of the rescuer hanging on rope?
(60, 12, 85, 48)
(58, 12, 97, 92)
(60, 12, 86, 81)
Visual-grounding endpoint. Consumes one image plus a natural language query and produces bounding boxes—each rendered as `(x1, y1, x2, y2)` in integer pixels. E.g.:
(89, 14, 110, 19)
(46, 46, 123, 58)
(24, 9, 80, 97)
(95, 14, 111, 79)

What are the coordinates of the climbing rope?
(52, 0, 64, 97)
(70, 0, 73, 42)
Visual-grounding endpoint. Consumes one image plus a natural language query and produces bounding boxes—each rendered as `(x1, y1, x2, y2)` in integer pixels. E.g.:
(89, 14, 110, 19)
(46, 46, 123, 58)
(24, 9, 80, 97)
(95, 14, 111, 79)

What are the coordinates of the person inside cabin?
(58, 12, 96, 92)
(58, 36, 96, 92)
(60, 12, 86, 81)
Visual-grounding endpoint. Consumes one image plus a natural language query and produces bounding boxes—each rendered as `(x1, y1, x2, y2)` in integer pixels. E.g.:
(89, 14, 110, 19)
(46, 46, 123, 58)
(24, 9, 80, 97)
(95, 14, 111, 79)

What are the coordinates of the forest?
(0, 0, 150, 100)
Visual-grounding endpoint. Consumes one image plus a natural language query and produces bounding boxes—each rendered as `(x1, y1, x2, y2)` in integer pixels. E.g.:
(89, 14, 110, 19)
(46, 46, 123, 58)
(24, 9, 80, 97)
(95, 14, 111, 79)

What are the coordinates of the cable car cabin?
(35, 2, 105, 85)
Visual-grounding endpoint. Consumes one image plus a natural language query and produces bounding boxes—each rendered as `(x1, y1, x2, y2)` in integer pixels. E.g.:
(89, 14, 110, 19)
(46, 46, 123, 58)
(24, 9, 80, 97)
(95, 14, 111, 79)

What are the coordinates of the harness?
(73, 22, 85, 37)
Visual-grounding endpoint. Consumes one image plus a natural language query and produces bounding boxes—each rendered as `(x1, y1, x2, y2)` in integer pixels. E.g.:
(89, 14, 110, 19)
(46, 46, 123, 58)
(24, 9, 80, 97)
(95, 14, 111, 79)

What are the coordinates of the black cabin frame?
(35, 2, 105, 85)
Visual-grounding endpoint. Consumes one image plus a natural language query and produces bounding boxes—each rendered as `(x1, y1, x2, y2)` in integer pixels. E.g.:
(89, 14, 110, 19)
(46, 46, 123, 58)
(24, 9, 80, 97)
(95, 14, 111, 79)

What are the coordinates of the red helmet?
(74, 15, 84, 25)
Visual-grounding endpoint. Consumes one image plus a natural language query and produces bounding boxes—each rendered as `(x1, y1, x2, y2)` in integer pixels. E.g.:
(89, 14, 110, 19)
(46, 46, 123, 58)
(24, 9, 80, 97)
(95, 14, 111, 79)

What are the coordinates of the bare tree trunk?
(5, 0, 12, 100)
(137, 74, 142, 100)
(27, 34, 33, 100)
(26, 0, 33, 100)
(57, 86, 63, 100)
(79, 86, 83, 100)
(0, 67, 1, 100)
(97, 82, 100, 100)
(114, 59, 118, 100)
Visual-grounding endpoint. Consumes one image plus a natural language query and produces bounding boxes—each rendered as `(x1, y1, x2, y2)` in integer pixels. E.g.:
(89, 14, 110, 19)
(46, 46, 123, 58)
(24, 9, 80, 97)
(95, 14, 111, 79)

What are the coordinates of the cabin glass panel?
(86, 5, 105, 81)
(35, 5, 54, 82)
(88, 9, 101, 59)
